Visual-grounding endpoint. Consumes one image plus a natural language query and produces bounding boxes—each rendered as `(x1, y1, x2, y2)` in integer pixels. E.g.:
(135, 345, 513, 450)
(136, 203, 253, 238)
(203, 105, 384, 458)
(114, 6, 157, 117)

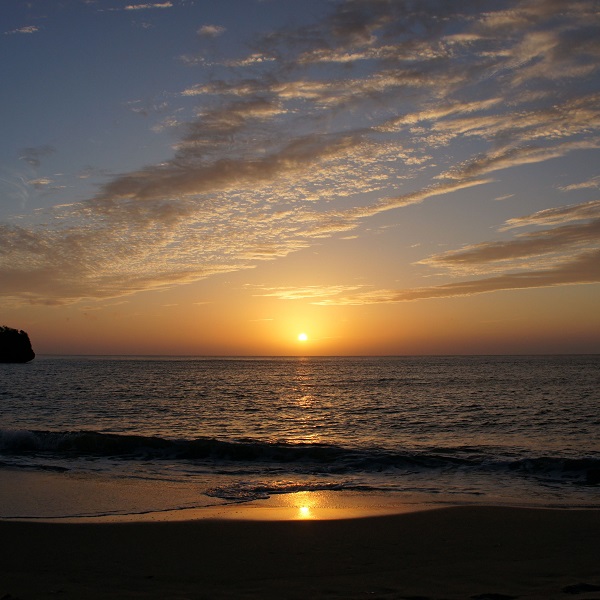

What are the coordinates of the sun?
(297, 332, 308, 342)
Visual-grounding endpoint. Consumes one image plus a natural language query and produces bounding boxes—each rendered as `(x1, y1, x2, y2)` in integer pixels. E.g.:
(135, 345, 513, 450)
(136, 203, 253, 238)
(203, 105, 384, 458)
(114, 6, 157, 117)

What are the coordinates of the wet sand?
(1, 505, 600, 599)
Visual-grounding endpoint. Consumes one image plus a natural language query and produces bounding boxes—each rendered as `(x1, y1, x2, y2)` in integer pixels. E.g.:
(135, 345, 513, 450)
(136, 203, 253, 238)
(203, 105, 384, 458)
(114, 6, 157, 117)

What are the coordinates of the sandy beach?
(1, 504, 599, 600)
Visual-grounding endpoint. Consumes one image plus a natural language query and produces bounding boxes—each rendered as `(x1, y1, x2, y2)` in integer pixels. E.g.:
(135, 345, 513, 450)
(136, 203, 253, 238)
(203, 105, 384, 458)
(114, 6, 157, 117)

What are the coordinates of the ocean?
(1, 355, 599, 519)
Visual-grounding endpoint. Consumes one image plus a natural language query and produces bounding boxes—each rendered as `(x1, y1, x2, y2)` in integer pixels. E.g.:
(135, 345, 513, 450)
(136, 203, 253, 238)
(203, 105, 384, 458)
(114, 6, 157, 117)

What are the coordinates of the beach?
(2, 504, 600, 600)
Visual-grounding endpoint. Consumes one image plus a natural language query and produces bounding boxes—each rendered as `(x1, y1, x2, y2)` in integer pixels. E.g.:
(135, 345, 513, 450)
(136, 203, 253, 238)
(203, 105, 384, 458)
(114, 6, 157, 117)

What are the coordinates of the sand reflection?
(291, 492, 316, 519)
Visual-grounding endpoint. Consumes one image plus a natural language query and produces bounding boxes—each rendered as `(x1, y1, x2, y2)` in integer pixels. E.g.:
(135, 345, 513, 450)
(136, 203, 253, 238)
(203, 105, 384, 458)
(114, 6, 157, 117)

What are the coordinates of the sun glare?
(297, 332, 308, 342)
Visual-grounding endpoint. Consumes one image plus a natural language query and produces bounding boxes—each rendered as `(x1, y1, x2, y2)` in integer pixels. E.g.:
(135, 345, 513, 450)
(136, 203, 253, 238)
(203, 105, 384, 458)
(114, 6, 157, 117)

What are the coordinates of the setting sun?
(297, 333, 308, 342)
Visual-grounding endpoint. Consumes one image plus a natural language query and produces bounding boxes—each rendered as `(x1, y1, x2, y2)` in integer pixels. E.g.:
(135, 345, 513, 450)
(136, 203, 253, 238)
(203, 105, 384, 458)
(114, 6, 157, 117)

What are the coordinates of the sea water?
(1, 355, 599, 519)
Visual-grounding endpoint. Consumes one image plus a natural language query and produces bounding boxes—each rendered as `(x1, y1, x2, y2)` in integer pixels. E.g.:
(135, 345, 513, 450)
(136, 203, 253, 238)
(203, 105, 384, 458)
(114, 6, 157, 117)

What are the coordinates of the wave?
(205, 480, 369, 501)
(1, 429, 599, 485)
(0, 429, 351, 462)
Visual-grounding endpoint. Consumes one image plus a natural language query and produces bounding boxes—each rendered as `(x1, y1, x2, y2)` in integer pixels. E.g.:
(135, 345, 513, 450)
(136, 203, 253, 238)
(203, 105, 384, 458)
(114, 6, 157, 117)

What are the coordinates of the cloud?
(420, 220, 600, 274)
(197, 24, 226, 37)
(27, 178, 54, 190)
(418, 199, 600, 277)
(560, 176, 600, 192)
(317, 249, 600, 305)
(316, 199, 600, 305)
(97, 130, 363, 203)
(2, 0, 600, 305)
(254, 285, 367, 301)
(437, 138, 600, 183)
(4, 26, 39, 35)
(124, 2, 173, 10)
(501, 200, 600, 230)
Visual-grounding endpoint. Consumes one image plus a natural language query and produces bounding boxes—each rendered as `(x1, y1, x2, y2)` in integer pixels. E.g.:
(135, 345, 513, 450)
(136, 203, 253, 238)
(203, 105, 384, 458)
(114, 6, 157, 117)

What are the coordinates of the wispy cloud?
(197, 25, 226, 37)
(124, 2, 173, 10)
(316, 249, 600, 305)
(420, 220, 600, 275)
(501, 200, 600, 230)
(4, 26, 39, 35)
(27, 178, 54, 189)
(315, 200, 600, 305)
(253, 285, 367, 301)
(560, 176, 600, 192)
(2, 0, 600, 305)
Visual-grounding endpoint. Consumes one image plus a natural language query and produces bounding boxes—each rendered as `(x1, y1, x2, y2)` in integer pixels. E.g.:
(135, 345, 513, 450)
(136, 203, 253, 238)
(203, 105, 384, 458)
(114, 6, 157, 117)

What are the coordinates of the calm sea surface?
(1, 355, 599, 518)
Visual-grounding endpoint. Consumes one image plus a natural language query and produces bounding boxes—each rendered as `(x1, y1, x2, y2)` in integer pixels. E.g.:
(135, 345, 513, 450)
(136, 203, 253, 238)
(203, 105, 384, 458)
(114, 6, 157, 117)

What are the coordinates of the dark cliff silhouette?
(0, 326, 36, 363)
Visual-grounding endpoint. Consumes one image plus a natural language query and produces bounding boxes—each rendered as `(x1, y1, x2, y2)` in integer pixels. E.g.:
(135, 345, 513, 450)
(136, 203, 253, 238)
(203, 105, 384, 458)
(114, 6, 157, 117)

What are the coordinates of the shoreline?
(4, 482, 599, 524)
(4, 469, 599, 524)
(0, 490, 442, 523)
(1, 504, 599, 599)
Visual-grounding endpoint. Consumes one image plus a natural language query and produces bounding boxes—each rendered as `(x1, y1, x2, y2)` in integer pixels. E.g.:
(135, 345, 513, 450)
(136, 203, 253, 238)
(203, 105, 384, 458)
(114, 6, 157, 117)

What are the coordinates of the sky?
(1, 0, 599, 356)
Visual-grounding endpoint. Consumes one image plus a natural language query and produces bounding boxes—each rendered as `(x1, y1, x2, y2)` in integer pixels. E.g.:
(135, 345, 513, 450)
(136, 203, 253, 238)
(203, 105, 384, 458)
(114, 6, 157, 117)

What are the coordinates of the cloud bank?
(2, 0, 600, 305)
(312, 200, 600, 305)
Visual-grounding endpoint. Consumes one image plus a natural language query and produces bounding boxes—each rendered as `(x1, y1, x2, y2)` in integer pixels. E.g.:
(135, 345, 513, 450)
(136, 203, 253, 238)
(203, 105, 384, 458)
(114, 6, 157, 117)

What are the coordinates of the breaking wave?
(1, 428, 599, 486)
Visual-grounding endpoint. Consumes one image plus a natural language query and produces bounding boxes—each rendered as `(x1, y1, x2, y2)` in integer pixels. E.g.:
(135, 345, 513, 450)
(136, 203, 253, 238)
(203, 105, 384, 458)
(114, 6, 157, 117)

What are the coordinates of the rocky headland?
(0, 326, 35, 363)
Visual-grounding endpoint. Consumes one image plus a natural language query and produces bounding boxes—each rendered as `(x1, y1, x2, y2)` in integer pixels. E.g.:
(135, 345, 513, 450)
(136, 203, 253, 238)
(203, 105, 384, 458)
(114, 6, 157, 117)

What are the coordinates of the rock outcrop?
(0, 326, 36, 363)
